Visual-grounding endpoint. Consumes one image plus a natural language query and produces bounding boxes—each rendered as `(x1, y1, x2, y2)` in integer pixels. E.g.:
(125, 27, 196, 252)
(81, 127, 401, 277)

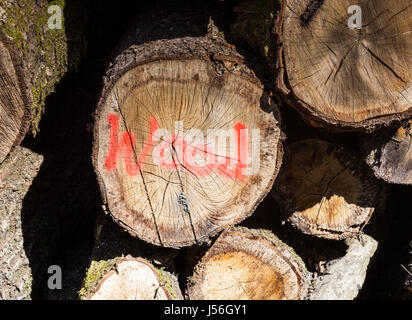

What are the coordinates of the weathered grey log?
(308, 234, 378, 300)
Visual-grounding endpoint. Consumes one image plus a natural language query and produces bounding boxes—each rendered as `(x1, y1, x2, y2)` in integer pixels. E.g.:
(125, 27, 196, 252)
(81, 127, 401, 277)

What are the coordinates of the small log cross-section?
(93, 36, 282, 248)
(276, 0, 412, 129)
(365, 119, 412, 185)
(81, 256, 182, 300)
(186, 227, 309, 300)
(272, 139, 380, 240)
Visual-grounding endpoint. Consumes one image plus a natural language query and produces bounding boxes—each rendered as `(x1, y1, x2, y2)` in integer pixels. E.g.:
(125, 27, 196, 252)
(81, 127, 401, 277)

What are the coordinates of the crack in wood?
(300, 0, 325, 26)
(113, 91, 164, 246)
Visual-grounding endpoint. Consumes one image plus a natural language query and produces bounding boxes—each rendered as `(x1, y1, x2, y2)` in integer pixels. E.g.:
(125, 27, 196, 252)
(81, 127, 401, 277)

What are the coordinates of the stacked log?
(92, 34, 282, 248)
(85, 0, 410, 300)
(79, 213, 182, 300)
(1, 0, 411, 301)
(0, 0, 73, 163)
(272, 138, 381, 239)
(364, 119, 412, 185)
(275, 0, 412, 130)
(186, 227, 309, 300)
(81, 256, 182, 300)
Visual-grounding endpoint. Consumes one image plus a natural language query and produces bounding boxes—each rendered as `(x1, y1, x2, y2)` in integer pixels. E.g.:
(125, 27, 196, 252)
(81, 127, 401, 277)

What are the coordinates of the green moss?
(23, 274, 33, 293)
(156, 267, 176, 299)
(0, 0, 29, 51)
(78, 258, 118, 300)
(30, 0, 67, 134)
(0, 0, 68, 135)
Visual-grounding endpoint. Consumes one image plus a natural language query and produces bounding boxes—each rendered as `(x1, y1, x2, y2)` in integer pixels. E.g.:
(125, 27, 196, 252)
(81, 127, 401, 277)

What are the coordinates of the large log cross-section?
(93, 36, 282, 248)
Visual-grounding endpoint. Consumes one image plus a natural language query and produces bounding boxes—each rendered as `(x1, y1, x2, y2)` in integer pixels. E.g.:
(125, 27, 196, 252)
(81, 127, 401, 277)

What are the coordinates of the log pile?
(0, 0, 411, 301)
(186, 227, 309, 300)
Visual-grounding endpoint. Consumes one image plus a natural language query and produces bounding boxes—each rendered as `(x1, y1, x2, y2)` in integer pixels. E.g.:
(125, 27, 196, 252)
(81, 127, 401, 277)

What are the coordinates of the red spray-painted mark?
(105, 113, 249, 181)
(215, 123, 247, 181)
(105, 113, 159, 176)
(105, 113, 120, 171)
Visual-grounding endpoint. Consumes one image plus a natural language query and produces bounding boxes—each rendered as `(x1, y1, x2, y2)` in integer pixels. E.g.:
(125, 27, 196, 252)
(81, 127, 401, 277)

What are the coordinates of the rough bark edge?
(92, 35, 283, 248)
(80, 256, 182, 300)
(272, 139, 382, 240)
(0, 31, 31, 164)
(274, 1, 412, 132)
(186, 226, 309, 300)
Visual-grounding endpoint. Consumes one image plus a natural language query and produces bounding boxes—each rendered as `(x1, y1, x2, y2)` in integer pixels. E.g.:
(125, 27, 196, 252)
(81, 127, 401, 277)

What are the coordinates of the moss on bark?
(0, 0, 68, 134)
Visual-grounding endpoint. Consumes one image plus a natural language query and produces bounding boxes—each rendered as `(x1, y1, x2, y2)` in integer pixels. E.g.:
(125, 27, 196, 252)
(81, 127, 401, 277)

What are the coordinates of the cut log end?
(80, 256, 182, 300)
(187, 227, 309, 300)
(93, 37, 282, 248)
(277, 0, 412, 129)
(365, 119, 412, 185)
(273, 139, 380, 239)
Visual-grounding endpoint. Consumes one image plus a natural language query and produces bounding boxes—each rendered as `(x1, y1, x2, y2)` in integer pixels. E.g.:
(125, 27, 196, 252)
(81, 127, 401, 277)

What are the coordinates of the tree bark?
(275, 0, 412, 130)
(79, 213, 182, 300)
(0, 0, 76, 163)
(186, 226, 309, 300)
(364, 119, 412, 185)
(0, 146, 43, 299)
(272, 138, 381, 240)
(93, 33, 282, 248)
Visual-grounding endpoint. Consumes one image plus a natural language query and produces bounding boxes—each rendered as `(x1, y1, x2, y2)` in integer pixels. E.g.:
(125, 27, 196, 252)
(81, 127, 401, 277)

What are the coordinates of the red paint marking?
(105, 114, 159, 175)
(234, 122, 248, 181)
(122, 131, 139, 176)
(105, 114, 119, 171)
(137, 116, 159, 168)
(104, 113, 251, 181)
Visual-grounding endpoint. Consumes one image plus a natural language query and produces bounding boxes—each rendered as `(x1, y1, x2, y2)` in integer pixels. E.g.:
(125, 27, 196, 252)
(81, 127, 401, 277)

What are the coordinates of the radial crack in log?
(276, 0, 412, 130)
(186, 227, 309, 300)
(93, 36, 282, 248)
(272, 139, 381, 240)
